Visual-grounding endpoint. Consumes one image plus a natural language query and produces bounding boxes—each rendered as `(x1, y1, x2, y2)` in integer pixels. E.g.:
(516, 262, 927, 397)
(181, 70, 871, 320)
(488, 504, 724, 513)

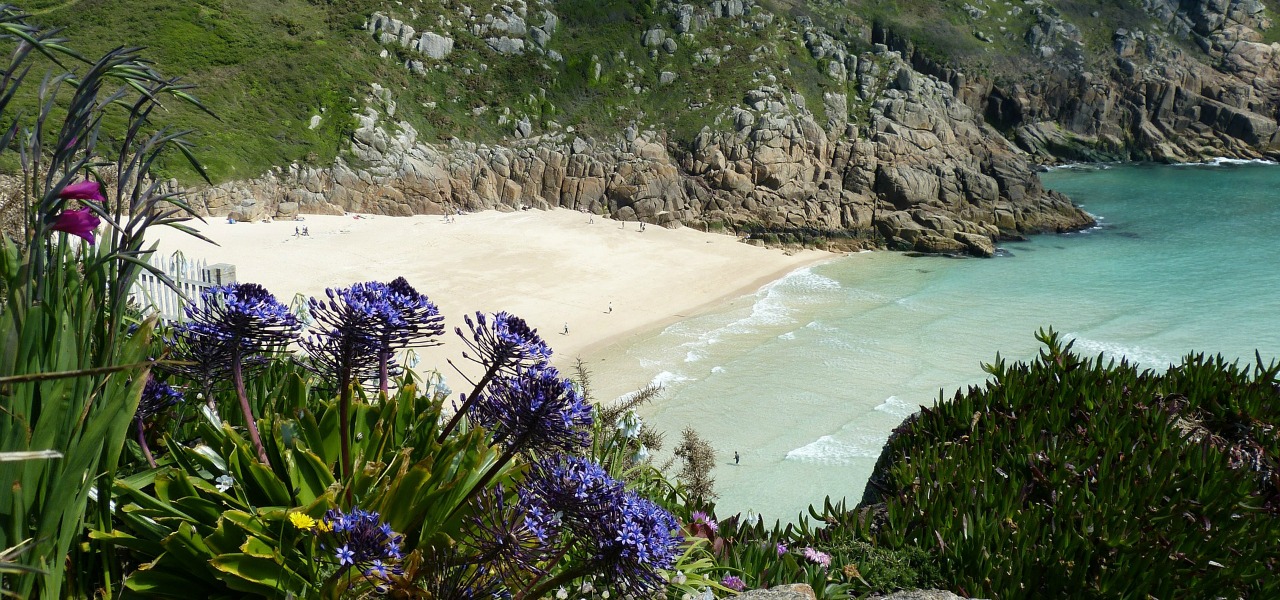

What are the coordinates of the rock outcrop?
(188, 45, 1090, 258)
(889, 0, 1280, 163)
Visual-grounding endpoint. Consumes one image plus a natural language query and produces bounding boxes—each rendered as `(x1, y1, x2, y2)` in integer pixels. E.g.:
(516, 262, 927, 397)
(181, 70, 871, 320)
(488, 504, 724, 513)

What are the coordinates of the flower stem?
(521, 562, 592, 600)
(338, 375, 353, 505)
(135, 417, 155, 468)
(436, 361, 501, 443)
(231, 349, 271, 467)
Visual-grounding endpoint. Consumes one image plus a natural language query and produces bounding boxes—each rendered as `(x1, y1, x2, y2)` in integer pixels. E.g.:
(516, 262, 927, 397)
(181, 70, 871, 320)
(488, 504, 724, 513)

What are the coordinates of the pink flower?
(801, 547, 831, 568)
(59, 180, 105, 203)
(50, 207, 101, 244)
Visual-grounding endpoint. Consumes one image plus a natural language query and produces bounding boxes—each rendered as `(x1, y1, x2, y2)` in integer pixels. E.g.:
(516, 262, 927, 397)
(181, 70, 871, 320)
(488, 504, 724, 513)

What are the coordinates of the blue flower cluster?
(303, 278, 444, 389)
(519, 455, 684, 594)
(181, 283, 301, 350)
(468, 365, 594, 455)
(319, 508, 404, 585)
(136, 378, 183, 422)
(458, 311, 551, 371)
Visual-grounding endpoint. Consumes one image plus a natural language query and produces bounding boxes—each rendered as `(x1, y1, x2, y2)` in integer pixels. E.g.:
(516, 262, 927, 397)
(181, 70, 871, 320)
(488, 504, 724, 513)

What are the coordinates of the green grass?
(6, 0, 1253, 186)
(19, 0, 380, 183)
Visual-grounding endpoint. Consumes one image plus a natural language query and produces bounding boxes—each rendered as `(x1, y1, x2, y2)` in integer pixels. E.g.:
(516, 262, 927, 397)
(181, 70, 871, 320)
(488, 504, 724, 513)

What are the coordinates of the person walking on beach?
(608, 302, 613, 314)
(563, 322, 569, 335)
(734, 451, 740, 465)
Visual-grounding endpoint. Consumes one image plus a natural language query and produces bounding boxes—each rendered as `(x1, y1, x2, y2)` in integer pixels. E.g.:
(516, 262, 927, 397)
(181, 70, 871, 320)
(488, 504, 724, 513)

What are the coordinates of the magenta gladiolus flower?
(59, 180, 105, 202)
(50, 207, 100, 244)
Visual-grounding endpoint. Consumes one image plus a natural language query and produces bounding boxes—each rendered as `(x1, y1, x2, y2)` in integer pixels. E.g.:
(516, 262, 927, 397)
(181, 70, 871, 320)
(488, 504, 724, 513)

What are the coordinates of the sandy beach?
(148, 209, 831, 387)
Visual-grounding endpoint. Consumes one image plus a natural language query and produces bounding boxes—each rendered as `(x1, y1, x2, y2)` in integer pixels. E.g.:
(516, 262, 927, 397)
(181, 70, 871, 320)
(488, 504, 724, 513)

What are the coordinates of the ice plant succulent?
(134, 378, 183, 468)
(179, 283, 300, 465)
(440, 311, 552, 441)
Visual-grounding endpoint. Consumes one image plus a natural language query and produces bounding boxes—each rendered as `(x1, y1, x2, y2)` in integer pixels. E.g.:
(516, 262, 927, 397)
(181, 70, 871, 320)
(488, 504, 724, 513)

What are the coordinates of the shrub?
(868, 329, 1280, 598)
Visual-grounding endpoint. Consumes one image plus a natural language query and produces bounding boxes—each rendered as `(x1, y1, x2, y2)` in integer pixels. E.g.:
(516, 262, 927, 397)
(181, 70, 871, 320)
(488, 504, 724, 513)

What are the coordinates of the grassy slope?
(11, 0, 1278, 185)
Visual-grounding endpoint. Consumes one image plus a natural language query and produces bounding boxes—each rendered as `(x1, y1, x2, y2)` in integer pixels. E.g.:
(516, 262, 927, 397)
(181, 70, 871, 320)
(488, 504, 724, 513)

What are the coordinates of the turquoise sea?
(591, 161, 1280, 522)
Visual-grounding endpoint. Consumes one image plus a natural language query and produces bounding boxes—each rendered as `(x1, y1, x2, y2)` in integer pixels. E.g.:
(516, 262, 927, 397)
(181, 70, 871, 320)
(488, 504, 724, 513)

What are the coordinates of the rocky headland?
(21, 0, 1280, 257)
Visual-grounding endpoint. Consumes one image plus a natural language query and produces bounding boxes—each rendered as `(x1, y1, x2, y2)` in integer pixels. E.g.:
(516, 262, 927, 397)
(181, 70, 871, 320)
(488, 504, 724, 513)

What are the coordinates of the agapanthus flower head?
(468, 365, 593, 455)
(801, 547, 831, 568)
(462, 486, 550, 587)
(183, 283, 301, 352)
(382, 276, 445, 347)
(318, 508, 404, 582)
(58, 179, 105, 202)
(303, 278, 444, 388)
(49, 207, 100, 244)
(457, 311, 551, 371)
(521, 455, 624, 526)
(587, 490, 684, 594)
(720, 575, 745, 592)
(136, 378, 183, 422)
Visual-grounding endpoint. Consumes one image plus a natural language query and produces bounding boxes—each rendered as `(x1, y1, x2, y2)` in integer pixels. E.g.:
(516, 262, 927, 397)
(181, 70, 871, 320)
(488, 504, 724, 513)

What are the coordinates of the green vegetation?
(867, 330, 1280, 598)
(16, 0, 382, 182)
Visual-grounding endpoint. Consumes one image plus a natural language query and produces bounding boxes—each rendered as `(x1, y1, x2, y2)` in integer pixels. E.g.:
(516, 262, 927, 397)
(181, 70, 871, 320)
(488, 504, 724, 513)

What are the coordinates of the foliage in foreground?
(865, 330, 1280, 599)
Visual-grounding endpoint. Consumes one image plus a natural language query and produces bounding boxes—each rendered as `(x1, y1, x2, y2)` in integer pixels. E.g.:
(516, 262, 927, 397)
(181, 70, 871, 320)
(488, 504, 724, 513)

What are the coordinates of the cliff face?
(176, 0, 1280, 255)
(889, 0, 1280, 163)
(194, 41, 1090, 257)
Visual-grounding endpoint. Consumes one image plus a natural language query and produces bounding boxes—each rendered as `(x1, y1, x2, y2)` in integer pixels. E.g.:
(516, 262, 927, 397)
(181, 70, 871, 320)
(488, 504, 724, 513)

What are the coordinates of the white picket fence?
(129, 253, 236, 322)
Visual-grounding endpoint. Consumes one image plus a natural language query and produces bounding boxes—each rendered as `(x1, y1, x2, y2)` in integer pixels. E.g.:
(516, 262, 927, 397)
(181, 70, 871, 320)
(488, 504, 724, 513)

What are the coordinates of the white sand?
(148, 209, 831, 386)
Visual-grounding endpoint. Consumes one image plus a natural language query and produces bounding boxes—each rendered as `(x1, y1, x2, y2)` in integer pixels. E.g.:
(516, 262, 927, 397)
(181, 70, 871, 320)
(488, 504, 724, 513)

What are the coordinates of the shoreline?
(146, 208, 833, 386)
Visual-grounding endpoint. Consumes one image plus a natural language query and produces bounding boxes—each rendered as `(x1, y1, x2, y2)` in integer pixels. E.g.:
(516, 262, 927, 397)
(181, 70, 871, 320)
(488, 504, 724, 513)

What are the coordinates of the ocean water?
(590, 161, 1280, 522)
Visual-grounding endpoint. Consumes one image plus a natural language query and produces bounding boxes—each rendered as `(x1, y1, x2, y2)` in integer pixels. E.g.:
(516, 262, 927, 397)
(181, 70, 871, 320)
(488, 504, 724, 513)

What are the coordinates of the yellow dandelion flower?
(289, 512, 317, 531)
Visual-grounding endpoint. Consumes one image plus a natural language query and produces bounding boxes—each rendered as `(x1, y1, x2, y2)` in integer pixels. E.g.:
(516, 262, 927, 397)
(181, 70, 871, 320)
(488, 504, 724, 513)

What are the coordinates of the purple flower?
(458, 311, 551, 371)
(182, 283, 301, 349)
(468, 365, 594, 455)
(58, 180, 105, 202)
(319, 509, 404, 580)
(521, 455, 683, 594)
(690, 511, 718, 533)
(136, 378, 183, 422)
(50, 207, 100, 244)
(776, 542, 788, 556)
(177, 283, 300, 465)
(589, 490, 684, 594)
(463, 486, 551, 584)
(303, 278, 444, 390)
(521, 455, 623, 526)
(721, 575, 746, 591)
(801, 547, 831, 568)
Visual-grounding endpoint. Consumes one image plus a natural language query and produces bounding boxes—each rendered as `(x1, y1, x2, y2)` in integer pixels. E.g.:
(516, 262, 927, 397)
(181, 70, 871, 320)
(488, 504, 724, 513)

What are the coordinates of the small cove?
(589, 161, 1280, 521)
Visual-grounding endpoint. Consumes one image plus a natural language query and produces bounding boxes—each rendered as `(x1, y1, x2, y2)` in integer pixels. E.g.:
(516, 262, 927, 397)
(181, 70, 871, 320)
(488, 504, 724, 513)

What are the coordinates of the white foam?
(778, 331, 797, 340)
(684, 350, 704, 363)
(1044, 162, 1117, 171)
(1065, 334, 1179, 368)
(784, 435, 884, 465)
(711, 366, 726, 374)
(1175, 157, 1277, 168)
(874, 395, 919, 419)
(650, 370, 691, 388)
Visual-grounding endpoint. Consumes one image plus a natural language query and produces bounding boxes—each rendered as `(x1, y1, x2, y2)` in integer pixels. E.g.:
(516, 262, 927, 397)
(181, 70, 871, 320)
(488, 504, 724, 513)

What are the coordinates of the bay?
(590, 162, 1280, 522)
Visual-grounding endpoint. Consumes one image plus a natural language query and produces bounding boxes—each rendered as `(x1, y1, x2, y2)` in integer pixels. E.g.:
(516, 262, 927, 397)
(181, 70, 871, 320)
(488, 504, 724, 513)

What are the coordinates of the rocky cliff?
(192, 1, 1094, 258)
(876, 0, 1280, 163)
